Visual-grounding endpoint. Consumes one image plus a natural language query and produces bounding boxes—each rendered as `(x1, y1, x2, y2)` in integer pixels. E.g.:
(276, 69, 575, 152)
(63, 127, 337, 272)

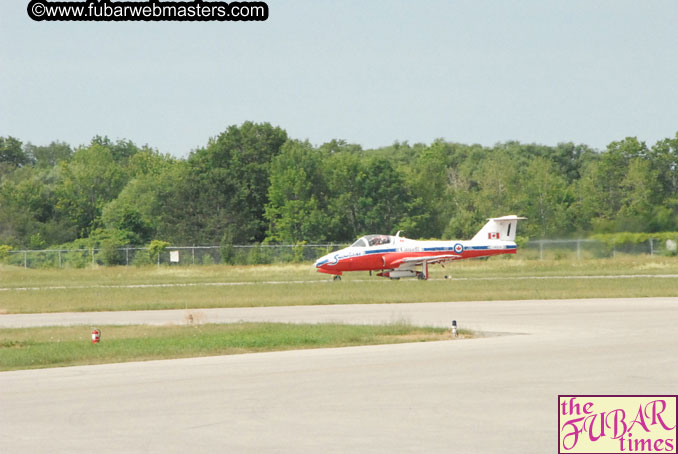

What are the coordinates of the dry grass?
(2, 256, 678, 314)
(3, 255, 678, 289)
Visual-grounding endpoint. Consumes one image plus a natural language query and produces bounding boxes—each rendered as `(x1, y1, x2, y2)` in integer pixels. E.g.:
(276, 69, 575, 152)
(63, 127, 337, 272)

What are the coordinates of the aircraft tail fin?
(471, 215, 526, 242)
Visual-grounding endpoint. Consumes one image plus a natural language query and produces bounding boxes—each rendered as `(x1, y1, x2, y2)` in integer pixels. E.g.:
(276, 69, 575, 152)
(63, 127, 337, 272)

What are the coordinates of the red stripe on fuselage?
(317, 248, 516, 274)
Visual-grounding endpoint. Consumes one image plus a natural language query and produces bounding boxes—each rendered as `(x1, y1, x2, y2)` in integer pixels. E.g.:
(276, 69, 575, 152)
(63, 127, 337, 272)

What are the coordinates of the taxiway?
(1, 298, 677, 453)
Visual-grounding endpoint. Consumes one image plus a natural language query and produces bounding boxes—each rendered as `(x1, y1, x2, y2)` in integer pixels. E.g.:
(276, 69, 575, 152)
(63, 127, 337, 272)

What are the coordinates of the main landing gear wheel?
(333, 275, 342, 281)
(417, 273, 427, 280)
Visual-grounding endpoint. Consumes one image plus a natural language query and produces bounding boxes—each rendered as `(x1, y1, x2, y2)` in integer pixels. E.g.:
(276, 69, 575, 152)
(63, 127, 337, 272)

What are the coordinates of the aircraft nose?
(315, 255, 328, 268)
(315, 252, 334, 268)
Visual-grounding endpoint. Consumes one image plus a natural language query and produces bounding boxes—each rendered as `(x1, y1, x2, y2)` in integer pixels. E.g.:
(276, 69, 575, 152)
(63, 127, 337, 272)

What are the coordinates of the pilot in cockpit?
(368, 235, 390, 246)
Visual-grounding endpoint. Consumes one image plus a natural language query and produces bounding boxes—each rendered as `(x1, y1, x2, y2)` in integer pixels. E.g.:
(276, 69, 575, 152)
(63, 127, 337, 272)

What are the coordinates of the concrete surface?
(1, 298, 678, 453)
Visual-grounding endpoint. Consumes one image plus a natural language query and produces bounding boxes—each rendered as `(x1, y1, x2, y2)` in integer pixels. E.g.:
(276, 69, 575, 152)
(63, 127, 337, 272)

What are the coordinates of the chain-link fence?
(522, 238, 673, 260)
(2, 244, 348, 269)
(2, 239, 676, 269)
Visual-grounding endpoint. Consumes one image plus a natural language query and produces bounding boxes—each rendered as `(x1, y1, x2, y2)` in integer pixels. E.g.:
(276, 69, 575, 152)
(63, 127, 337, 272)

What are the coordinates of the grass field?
(3, 255, 678, 287)
(0, 322, 461, 371)
(1, 256, 675, 371)
(2, 255, 678, 314)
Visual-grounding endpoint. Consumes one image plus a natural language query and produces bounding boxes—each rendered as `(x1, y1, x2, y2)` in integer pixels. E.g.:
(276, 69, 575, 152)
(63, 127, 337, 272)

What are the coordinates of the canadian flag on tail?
(472, 216, 526, 243)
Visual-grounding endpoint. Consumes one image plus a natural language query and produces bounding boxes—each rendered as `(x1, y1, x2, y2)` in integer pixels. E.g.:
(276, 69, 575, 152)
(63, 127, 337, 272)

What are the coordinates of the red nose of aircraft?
(314, 251, 342, 275)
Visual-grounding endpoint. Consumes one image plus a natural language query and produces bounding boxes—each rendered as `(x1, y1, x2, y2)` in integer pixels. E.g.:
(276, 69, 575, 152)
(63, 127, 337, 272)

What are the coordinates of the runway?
(2, 273, 678, 292)
(2, 297, 678, 453)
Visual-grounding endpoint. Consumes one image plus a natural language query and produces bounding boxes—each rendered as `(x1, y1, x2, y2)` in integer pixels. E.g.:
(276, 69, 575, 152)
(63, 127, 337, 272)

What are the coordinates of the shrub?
(202, 253, 215, 265)
(248, 244, 272, 265)
(99, 239, 126, 266)
(0, 245, 12, 261)
(132, 250, 152, 266)
(220, 243, 235, 265)
(292, 241, 307, 263)
(147, 240, 170, 265)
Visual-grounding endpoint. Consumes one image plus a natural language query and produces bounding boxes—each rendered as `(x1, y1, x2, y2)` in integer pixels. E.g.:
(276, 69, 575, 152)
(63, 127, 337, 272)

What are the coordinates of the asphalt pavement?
(1, 297, 677, 453)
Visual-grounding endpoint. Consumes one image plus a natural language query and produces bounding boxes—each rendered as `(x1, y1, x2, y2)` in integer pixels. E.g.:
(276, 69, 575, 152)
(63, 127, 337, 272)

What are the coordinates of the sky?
(1, 0, 677, 157)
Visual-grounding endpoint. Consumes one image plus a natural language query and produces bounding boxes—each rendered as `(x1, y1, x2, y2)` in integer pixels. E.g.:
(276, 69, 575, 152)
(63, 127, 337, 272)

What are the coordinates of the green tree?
(520, 158, 570, 238)
(0, 136, 30, 168)
(90, 136, 141, 163)
(403, 140, 452, 238)
(55, 144, 127, 236)
(265, 140, 329, 243)
(101, 150, 175, 244)
(324, 154, 415, 239)
(0, 165, 76, 247)
(443, 145, 485, 239)
(596, 137, 648, 219)
(616, 158, 661, 231)
(357, 158, 413, 235)
(649, 133, 678, 200)
(568, 158, 601, 233)
(24, 141, 72, 168)
(473, 151, 521, 217)
(157, 122, 287, 244)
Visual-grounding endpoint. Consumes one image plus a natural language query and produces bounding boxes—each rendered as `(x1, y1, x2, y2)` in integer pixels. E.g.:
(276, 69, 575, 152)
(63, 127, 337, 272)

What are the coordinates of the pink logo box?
(558, 395, 677, 454)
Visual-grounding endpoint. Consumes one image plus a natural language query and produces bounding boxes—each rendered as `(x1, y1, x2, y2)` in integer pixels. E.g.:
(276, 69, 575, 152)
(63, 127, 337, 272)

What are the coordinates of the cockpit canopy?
(350, 234, 393, 248)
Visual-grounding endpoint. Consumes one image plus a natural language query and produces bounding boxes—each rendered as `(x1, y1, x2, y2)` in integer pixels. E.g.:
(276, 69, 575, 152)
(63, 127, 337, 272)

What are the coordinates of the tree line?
(1, 122, 677, 252)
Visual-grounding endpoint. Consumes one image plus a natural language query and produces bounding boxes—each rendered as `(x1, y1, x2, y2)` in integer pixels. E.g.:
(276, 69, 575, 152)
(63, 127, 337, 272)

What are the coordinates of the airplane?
(314, 215, 526, 280)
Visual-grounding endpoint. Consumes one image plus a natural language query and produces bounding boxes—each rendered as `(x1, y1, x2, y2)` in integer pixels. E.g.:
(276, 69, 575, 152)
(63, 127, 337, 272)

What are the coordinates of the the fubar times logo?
(559, 395, 677, 453)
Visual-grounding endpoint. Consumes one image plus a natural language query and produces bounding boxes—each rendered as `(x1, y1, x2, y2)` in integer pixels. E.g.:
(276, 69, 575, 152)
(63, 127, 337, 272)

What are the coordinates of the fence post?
(58, 250, 62, 268)
(192, 247, 195, 265)
(649, 239, 654, 256)
(125, 248, 129, 266)
(24, 251, 27, 268)
(91, 248, 95, 266)
(577, 240, 581, 260)
(539, 241, 544, 260)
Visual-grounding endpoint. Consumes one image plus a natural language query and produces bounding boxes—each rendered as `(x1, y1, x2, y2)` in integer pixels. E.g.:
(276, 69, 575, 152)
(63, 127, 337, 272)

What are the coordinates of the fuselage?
(314, 234, 517, 276)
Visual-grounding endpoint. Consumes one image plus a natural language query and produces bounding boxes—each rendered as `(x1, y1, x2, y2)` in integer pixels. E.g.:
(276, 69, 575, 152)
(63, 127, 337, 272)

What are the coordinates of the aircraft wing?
(392, 254, 461, 267)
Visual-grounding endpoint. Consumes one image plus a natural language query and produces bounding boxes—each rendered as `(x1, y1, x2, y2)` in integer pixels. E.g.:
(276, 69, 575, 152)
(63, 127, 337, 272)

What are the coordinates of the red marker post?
(91, 328, 101, 344)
